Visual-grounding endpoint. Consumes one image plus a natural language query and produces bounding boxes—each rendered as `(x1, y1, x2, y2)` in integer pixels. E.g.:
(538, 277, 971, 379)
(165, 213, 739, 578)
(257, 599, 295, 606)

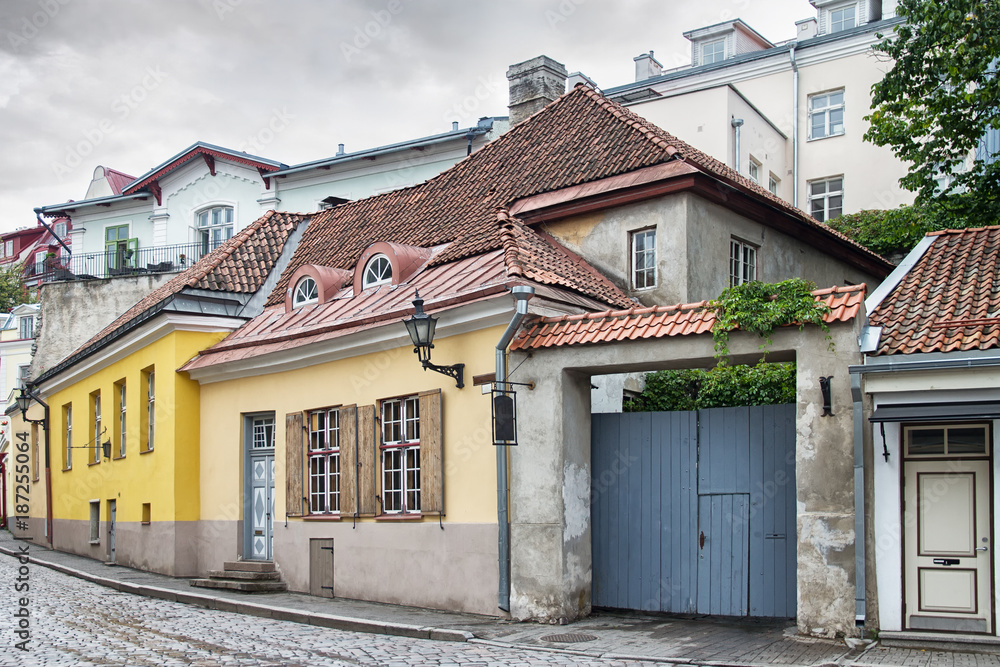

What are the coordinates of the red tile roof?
(104, 168, 137, 195)
(36, 211, 307, 383)
(266, 85, 889, 310)
(870, 226, 1000, 355)
(511, 285, 865, 351)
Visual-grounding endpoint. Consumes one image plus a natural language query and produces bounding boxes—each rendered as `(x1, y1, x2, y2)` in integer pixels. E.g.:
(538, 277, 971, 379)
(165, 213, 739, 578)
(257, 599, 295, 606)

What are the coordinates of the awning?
(869, 402, 1000, 423)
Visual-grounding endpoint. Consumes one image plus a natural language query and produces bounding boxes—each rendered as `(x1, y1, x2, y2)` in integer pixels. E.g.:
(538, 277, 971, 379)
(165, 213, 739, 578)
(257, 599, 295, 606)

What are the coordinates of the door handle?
(977, 546, 989, 552)
(699, 531, 706, 550)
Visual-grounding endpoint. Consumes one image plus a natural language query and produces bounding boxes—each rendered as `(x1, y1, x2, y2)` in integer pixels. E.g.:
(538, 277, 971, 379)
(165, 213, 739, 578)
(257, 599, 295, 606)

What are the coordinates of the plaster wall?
(67, 200, 152, 257)
(160, 160, 265, 244)
(33, 273, 175, 379)
(51, 518, 201, 576)
(509, 318, 862, 635)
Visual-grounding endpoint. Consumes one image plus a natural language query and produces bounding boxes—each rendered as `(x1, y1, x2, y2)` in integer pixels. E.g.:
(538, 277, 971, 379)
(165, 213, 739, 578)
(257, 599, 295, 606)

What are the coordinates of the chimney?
(506, 55, 568, 126)
(567, 71, 599, 91)
(336, 143, 345, 156)
(633, 51, 663, 82)
(795, 17, 818, 40)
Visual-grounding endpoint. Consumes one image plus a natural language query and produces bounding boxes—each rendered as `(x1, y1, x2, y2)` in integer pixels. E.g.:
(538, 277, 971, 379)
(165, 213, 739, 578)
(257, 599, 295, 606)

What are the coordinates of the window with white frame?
(17, 365, 29, 389)
(117, 381, 126, 458)
(362, 254, 392, 289)
(630, 228, 656, 290)
(808, 177, 844, 222)
(197, 206, 234, 254)
(730, 238, 758, 287)
(769, 174, 779, 195)
(64, 404, 72, 469)
(252, 416, 275, 449)
(293, 276, 319, 307)
(18, 316, 33, 340)
(54, 221, 68, 238)
(381, 396, 420, 514)
(92, 392, 101, 464)
(144, 370, 155, 452)
(308, 408, 340, 514)
(701, 39, 725, 65)
(4, 240, 12, 257)
(829, 4, 856, 33)
(809, 90, 845, 140)
(748, 158, 760, 183)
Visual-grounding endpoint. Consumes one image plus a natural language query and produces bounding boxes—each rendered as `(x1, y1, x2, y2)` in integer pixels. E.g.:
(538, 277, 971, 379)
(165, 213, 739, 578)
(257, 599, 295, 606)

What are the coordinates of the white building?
(597, 0, 909, 221)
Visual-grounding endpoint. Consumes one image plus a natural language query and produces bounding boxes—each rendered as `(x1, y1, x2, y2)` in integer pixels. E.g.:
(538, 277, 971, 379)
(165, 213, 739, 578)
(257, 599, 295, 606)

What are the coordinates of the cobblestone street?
(0, 554, 656, 666)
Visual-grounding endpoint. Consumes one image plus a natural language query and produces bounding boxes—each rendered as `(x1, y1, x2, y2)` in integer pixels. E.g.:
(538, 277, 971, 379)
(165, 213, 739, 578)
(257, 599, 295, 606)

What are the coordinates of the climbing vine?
(709, 278, 831, 363)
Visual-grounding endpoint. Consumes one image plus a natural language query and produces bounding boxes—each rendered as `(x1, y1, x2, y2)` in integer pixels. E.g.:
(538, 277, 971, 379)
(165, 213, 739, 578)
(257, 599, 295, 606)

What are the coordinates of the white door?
(903, 423, 993, 634)
(250, 453, 274, 560)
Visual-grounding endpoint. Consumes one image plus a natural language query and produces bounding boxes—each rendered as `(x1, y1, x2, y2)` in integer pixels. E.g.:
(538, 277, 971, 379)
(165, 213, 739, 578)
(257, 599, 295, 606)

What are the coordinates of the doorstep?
(879, 630, 1000, 654)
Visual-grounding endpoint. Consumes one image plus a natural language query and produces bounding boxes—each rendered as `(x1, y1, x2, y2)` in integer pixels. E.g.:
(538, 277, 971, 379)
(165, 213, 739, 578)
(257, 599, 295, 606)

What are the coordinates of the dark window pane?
(948, 427, 988, 454)
(908, 428, 945, 455)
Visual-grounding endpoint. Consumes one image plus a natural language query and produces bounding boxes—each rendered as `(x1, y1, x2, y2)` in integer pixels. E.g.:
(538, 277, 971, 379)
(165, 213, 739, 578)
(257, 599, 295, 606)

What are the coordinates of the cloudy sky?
(0, 0, 815, 233)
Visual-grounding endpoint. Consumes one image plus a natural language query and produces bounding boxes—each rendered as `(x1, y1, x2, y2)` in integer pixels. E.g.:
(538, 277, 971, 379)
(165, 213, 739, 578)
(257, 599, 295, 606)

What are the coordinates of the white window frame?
(381, 396, 421, 514)
(748, 158, 760, 183)
(64, 404, 72, 469)
(829, 3, 857, 33)
(18, 316, 33, 340)
(54, 221, 67, 238)
(4, 240, 12, 257)
(17, 364, 29, 389)
(630, 228, 657, 290)
(308, 408, 340, 514)
(251, 416, 275, 449)
(93, 393, 102, 464)
(808, 177, 844, 222)
(146, 371, 155, 452)
(362, 254, 392, 289)
(769, 174, 779, 196)
(293, 276, 319, 307)
(117, 381, 126, 458)
(701, 39, 725, 65)
(808, 90, 845, 140)
(730, 238, 758, 287)
(196, 205, 235, 253)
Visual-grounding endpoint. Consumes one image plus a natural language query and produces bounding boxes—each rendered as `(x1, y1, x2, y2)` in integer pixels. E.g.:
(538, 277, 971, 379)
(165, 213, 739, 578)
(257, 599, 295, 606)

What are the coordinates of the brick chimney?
(507, 56, 568, 126)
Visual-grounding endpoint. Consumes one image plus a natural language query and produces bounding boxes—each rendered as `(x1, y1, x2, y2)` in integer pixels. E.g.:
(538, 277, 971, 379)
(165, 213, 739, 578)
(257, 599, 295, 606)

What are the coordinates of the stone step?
(189, 578, 287, 593)
(879, 631, 1000, 654)
(207, 569, 281, 581)
(222, 560, 276, 573)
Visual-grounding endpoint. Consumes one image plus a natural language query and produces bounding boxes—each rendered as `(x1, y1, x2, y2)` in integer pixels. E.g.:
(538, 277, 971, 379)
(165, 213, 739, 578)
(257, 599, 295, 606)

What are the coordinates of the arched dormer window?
(362, 254, 392, 288)
(292, 276, 319, 307)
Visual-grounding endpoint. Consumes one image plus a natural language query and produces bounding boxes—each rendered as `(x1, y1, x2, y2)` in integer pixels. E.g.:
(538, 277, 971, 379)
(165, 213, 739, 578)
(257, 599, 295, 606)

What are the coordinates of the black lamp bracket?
(422, 360, 464, 389)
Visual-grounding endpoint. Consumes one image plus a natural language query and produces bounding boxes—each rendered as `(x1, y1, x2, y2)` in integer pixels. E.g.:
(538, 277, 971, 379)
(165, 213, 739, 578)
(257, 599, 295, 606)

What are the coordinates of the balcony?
(25, 242, 215, 283)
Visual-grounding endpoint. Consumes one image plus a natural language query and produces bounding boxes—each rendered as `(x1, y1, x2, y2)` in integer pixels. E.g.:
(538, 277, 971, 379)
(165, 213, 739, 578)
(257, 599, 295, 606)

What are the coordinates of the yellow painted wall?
(43, 329, 228, 525)
(198, 324, 507, 525)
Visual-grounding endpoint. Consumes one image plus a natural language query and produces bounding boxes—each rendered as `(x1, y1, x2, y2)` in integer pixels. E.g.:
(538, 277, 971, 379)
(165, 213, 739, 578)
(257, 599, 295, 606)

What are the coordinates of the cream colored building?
(0, 304, 39, 528)
(598, 0, 911, 220)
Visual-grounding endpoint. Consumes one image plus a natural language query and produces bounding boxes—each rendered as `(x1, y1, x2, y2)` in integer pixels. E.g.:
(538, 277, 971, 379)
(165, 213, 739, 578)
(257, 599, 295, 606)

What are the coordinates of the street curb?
(0, 546, 472, 643)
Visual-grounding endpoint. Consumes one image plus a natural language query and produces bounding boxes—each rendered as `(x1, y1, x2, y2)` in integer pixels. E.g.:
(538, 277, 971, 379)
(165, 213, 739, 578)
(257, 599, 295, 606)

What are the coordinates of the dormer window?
(702, 39, 725, 65)
(292, 276, 319, 307)
(362, 254, 392, 288)
(830, 4, 856, 32)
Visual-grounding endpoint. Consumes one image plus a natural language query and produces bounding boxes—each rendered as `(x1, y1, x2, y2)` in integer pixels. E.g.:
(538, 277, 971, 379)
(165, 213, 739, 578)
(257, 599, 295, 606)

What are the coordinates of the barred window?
(308, 409, 340, 514)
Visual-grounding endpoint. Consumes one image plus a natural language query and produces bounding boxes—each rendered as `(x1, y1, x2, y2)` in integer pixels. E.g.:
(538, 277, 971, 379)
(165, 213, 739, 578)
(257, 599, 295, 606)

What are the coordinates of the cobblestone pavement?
(855, 647, 1000, 667)
(0, 555, 666, 666)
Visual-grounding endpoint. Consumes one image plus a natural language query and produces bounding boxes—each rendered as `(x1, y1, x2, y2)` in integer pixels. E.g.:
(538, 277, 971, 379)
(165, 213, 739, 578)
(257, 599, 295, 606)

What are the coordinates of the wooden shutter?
(338, 405, 357, 515)
(285, 412, 305, 517)
(419, 389, 444, 515)
(357, 404, 377, 516)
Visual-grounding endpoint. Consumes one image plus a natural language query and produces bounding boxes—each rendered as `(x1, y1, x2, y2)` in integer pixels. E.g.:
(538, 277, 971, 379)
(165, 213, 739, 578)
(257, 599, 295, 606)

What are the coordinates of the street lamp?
(403, 290, 464, 388)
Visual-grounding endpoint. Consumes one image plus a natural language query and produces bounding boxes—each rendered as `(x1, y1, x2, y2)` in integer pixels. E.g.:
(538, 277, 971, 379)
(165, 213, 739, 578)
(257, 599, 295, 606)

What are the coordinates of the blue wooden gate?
(591, 404, 796, 617)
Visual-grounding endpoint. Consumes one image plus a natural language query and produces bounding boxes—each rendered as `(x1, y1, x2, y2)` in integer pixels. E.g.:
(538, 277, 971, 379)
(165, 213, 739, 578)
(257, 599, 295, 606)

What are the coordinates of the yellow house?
(24, 211, 307, 574)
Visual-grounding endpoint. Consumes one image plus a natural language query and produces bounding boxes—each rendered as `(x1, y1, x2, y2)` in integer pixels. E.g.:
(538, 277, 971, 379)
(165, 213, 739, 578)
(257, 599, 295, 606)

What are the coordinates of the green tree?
(864, 0, 1000, 226)
(825, 205, 941, 257)
(0, 262, 35, 312)
(624, 362, 797, 412)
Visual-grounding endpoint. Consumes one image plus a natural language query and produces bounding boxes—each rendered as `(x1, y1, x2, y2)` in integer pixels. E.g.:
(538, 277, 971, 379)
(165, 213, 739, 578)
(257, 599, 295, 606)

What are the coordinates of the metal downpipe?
(789, 42, 800, 208)
(494, 285, 535, 612)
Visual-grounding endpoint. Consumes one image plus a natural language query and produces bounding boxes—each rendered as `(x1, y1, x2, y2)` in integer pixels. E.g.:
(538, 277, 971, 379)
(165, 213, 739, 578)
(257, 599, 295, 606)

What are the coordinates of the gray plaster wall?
(508, 317, 863, 636)
(50, 518, 200, 575)
(33, 273, 175, 379)
(274, 521, 499, 616)
(541, 192, 881, 308)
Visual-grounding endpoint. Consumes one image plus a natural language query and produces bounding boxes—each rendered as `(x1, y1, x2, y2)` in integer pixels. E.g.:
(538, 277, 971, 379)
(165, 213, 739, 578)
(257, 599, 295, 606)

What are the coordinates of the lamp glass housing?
(16, 387, 30, 416)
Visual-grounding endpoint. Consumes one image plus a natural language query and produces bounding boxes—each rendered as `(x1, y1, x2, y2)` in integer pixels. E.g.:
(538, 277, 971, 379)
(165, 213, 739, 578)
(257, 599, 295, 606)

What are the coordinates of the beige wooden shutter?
(338, 405, 357, 515)
(357, 404, 377, 516)
(285, 412, 305, 517)
(419, 389, 444, 515)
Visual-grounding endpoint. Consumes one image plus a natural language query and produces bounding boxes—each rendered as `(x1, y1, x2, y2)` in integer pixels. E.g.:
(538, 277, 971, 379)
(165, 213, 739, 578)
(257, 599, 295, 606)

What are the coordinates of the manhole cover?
(540, 633, 599, 643)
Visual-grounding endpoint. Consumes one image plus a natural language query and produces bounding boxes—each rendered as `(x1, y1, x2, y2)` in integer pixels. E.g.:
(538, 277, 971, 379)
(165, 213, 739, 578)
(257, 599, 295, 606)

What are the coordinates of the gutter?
(850, 373, 865, 623)
(849, 353, 1000, 375)
(494, 285, 535, 612)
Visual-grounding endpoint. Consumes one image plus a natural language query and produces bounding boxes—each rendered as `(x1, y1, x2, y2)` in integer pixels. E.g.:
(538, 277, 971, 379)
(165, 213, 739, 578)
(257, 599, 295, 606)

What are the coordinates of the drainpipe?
(494, 285, 535, 612)
(731, 118, 744, 173)
(850, 373, 866, 624)
(789, 42, 800, 208)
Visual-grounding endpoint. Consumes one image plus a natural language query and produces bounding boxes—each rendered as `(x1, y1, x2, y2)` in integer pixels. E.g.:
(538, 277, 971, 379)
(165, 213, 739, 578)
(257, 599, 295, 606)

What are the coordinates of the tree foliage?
(0, 262, 34, 312)
(825, 205, 941, 257)
(624, 362, 796, 412)
(865, 0, 1000, 224)
(709, 279, 830, 362)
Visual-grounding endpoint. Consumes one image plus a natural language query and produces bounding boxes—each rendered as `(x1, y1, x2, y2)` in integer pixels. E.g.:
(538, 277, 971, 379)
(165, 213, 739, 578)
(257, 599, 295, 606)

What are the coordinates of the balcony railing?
(25, 242, 215, 283)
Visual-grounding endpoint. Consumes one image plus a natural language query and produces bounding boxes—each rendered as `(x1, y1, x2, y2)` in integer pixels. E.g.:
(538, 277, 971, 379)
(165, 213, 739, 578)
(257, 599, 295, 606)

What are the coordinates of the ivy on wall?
(624, 362, 796, 412)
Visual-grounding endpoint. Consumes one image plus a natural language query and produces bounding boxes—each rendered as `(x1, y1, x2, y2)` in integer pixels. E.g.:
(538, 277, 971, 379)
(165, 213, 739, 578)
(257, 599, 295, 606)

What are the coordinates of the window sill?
(806, 132, 845, 143)
(375, 513, 423, 521)
(113, 455, 125, 461)
(88, 460, 101, 466)
(141, 521, 150, 526)
(61, 467, 71, 472)
(140, 447, 153, 455)
(303, 514, 342, 521)
(88, 540, 100, 545)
